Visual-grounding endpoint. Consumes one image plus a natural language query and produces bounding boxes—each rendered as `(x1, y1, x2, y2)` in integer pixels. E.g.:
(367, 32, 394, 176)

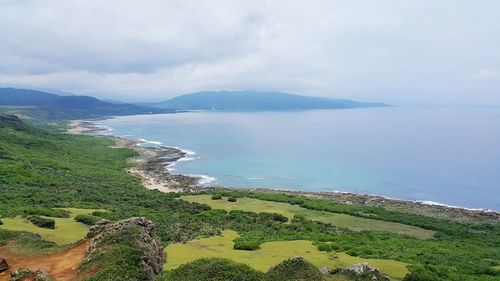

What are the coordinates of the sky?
(0, 0, 499, 105)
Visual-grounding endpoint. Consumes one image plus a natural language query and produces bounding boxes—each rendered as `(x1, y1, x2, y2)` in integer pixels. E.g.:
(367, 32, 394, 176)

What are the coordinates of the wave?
(170, 146, 196, 156)
(137, 138, 162, 145)
(178, 157, 195, 162)
(415, 200, 494, 212)
(187, 174, 216, 185)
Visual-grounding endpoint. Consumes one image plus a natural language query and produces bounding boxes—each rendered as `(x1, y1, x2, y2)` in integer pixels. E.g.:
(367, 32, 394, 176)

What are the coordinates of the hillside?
(0, 88, 172, 119)
(0, 115, 499, 281)
(151, 91, 390, 111)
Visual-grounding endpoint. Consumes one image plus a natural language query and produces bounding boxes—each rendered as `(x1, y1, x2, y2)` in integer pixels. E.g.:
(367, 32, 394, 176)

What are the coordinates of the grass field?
(0, 208, 103, 245)
(181, 195, 435, 239)
(165, 230, 409, 280)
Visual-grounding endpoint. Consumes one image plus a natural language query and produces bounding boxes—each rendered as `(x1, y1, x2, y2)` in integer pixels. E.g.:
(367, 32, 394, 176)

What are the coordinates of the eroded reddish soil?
(0, 240, 89, 281)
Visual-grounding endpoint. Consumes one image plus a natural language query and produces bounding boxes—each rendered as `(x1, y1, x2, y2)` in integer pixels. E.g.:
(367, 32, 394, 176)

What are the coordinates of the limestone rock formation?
(85, 217, 164, 280)
(330, 262, 390, 281)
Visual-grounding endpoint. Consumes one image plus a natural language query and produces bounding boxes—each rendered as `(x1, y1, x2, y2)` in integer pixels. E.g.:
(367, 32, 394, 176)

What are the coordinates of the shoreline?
(67, 120, 200, 192)
(67, 120, 499, 223)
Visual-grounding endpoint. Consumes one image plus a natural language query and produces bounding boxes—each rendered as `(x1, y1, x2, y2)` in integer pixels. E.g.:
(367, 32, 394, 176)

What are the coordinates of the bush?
(23, 208, 70, 218)
(402, 265, 448, 281)
(75, 214, 101, 226)
(228, 197, 237, 202)
(0, 219, 3, 225)
(234, 240, 261, 251)
(268, 213, 288, 223)
(211, 194, 222, 200)
(160, 258, 264, 281)
(28, 216, 55, 229)
(317, 242, 334, 252)
(265, 257, 324, 281)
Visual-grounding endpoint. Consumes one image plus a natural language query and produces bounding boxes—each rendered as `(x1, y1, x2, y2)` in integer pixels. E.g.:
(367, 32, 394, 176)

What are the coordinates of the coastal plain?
(165, 230, 409, 280)
(181, 195, 435, 239)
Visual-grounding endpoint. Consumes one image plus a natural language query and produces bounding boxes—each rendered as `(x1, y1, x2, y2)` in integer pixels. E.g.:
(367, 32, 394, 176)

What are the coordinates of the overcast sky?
(0, 1, 499, 105)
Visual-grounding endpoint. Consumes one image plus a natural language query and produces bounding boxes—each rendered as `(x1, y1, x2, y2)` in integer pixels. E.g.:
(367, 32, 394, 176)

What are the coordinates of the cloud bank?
(0, 0, 499, 104)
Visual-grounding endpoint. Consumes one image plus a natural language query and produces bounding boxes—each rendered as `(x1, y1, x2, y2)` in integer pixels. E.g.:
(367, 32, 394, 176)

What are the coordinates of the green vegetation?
(1, 115, 499, 281)
(80, 223, 154, 281)
(74, 214, 102, 225)
(165, 230, 409, 280)
(27, 215, 55, 229)
(234, 239, 261, 251)
(212, 194, 223, 200)
(181, 195, 434, 239)
(0, 208, 102, 244)
(266, 257, 324, 281)
(160, 258, 264, 281)
(228, 197, 238, 202)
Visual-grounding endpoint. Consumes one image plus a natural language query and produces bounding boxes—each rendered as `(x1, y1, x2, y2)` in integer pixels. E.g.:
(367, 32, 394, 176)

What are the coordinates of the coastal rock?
(86, 217, 164, 280)
(330, 262, 390, 281)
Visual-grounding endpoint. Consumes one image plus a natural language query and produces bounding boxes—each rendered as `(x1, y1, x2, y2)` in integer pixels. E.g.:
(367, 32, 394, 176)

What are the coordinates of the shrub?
(211, 194, 222, 200)
(265, 257, 323, 281)
(269, 213, 288, 223)
(160, 258, 264, 281)
(317, 242, 334, 252)
(234, 240, 261, 251)
(228, 197, 237, 202)
(0, 219, 3, 225)
(402, 265, 449, 281)
(75, 214, 101, 225)
(28, 216, 55, 229)
(23, 208, 70, 218)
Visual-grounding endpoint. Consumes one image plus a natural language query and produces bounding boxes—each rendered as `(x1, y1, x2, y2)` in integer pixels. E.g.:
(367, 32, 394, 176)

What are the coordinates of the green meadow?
(180, 195, 434, 239)
(0, 208, 103, 245)
(165, 230, 409, 280)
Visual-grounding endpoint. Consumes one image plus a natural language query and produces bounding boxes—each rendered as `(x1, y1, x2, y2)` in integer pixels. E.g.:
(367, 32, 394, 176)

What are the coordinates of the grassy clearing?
(0, 208, 103, 245)
(165, 230, 409, 280)
(181, 195, 434, 239)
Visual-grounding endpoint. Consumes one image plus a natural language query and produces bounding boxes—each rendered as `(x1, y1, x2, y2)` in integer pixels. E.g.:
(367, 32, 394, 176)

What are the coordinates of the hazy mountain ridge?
(0, 88, 172, 119)
(151, 91, 390, 111)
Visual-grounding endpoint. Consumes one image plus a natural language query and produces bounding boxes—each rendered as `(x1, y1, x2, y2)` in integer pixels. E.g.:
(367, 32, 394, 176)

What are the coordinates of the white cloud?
(0, 0, 499, 104)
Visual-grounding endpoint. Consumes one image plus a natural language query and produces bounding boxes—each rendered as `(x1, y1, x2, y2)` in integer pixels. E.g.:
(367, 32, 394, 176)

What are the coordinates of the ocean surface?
(97, 106, 500, 210)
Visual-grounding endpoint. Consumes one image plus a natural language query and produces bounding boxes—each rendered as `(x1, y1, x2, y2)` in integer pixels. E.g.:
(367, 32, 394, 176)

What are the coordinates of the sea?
(96, 106, 500, 210)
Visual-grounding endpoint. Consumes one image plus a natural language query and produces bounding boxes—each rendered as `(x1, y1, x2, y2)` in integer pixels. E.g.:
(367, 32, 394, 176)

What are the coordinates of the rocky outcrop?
(10, 268, 52, 281)
(85, 217, 164, 280)
(330, 262, 390, 281)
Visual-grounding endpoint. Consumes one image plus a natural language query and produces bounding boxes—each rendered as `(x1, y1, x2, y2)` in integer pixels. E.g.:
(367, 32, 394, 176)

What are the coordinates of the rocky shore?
(240, 188, 500, 223)
(68, 120, 199, 192)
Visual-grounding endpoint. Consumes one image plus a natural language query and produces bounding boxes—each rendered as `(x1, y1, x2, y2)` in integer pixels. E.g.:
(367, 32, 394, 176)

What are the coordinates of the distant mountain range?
(149, 91, 390, 111)
(0, 88, 172, 119)
(0, 88, 389, 119)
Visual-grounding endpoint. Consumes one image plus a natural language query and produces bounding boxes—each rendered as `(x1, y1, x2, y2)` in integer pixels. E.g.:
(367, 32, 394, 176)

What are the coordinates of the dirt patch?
(0, 241, 89, 281)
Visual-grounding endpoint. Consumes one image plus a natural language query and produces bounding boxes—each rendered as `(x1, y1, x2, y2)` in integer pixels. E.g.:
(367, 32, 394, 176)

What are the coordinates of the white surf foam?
(173, 147, 196, 155)
(178, 157, 195, 162)
(188, 174, 216, 185)
(137, 138, 162, 145)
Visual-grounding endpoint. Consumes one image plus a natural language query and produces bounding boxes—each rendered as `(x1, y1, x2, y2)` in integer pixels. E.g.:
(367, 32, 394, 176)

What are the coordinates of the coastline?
(67, 120, 499, 223)
(67, 120, 200, 192)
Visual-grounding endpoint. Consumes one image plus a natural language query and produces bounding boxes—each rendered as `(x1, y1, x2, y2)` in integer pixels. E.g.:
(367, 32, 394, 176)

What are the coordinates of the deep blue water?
(97, 107, 500, 210)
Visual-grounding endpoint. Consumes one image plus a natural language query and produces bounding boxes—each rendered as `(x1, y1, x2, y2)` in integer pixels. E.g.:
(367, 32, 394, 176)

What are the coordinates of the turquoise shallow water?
(97, 107, 500, 210)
